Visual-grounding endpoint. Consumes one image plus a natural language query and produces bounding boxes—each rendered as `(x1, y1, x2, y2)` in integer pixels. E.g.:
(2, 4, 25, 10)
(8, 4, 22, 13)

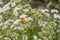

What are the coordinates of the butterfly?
(21, 18, 26, 24)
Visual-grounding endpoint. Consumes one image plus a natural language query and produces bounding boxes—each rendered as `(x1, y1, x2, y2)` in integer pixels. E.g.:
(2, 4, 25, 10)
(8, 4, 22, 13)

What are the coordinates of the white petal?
(13, 11, 18, 16)
(51, 9, 59, 13)
(27, 17, 33, 22)
(58, 15, 60, 19)
(33, 35, 38, 40)
(23, 9, 29, 12)
(13, 20, 20, 24)
(0, 23, 3, 26)
(19, 14, 27, 18)
(44, 9, 49, 12)
(47, 2, 52, 8)
(54, 14, 58, 18)
(11, 2, 16, 7)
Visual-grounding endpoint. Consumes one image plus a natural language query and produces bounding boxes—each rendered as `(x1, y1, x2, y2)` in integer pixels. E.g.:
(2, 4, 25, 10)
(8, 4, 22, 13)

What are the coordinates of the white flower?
(33, 35, 38, 40)
(0, 23, 3, 26)
(14, 26, 24, 30)
(11, 25, 14, 28)
(38, 39, 42, 40)
(15, 7, 22, 11)
(0, 2, 11, 13)
(40, 9, 49, 13)
(3, 2, 11, 7)
(4, 37, 11, 40)
(3, 6, 10, 12)
(57, 29, 60, 32)
(46, 13, 50, 17)
(44, 9, 49, 12)
(19, 14, 27, 18)
(4, 21, 9, 25)
(17, 26, 24, 30)
(0, 16, 2, 21)
(13, 10, 18, 16)
(4, 19, 14, 25)
(54, 14, 60, 19)
(23, 9, 29, 12)
(2, 2, 10, 11)
(51, 9, 59, 13)
(26, 17, 33, 22)
(13, 19, 20, 24)
(38, 21, 47, 27)
(22, 35, 28, 40)
(1, 25, 8, 30)
(43, 37, 48, 40)
(13, 6, 22, 16)
(0, 8, 3, 13)
(47, 2, 52, 8)
(58, 14, 60, 19)
(11, 1, 16, 7)
(54, 14, 58, 18)
(7, 19, 14, 22)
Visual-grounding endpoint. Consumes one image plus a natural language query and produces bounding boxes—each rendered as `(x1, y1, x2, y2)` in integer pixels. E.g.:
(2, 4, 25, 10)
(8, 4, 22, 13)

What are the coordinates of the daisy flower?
(23, 9, 29, 12)
(51, 9, 59, 13)
(11, 1, 16, 7)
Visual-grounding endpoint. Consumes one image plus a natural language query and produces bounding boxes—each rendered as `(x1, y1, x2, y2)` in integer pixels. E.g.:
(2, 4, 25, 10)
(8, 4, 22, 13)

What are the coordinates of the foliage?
(0, 0, 60, 40)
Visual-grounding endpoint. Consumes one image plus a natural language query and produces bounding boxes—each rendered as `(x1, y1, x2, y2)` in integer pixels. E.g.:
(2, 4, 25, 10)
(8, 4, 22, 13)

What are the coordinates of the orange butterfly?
(21, 18, 26, 24)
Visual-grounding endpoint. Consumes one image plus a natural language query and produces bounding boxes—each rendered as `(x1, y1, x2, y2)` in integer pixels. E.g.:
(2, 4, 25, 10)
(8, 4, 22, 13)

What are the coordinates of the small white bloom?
(26, 17, 33, 22)
(41, 9, 45, 13)
(3, 2, 11, 7)
(23, 9, 29, 12)
(22, 35, 28, 40)
(19, 14, 27, 18)
(0, 2, 11, 13)
(58, 15, 60, 19)
(7, 19, 14, 22)
(38, 39, 42, 40)
(4, 19, 13, 25)
(13, 10, 18, 16)
(11, 25, 14, 28)
(40, 9, 49, 13)
(13, 7, 22, 16)
(0, 16, 2, 21)
(44, 9, 49, 12)
(47, 2, 52, 8)
(15, 7, 22, 11)
(57, 29, 60, 32)
(11, 1, 16, 7)
(46, 13, 50, 17)
(1, 25, 8, 30)
(4, 20, 9, 25)
(51, 9, 59, 13)
(54, 14, 58, 18)
(17, 26, 24, 30)
(3, 6, 10, 12)
(0, 8, 3, 13)
(43, 37, 48, 40)
(33, 35, 38, 40)
(0, 23, 3, 26)
(13, 19, 20, 24)
(4, 37, 11, 40)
